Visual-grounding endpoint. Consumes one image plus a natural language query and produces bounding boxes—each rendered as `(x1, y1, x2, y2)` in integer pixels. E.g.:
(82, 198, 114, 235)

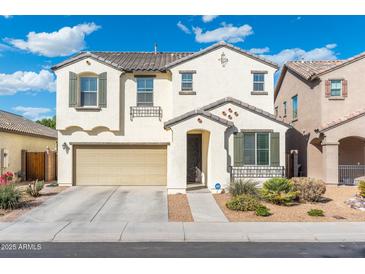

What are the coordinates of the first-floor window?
(80, 77, 97, 106)
(137, 77, 154, 106)
(234, 132, 279, 166)
(256, 133, 270, 165)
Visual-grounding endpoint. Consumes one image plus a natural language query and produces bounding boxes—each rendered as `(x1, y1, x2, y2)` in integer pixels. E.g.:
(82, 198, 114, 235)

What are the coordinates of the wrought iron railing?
(130, 106, 162, 121)
(230, 165, 285, 180)
(339, 165, 365, 185)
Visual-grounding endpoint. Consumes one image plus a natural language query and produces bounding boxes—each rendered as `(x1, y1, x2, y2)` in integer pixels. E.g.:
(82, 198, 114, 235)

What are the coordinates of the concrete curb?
(1, 221, 365, 243)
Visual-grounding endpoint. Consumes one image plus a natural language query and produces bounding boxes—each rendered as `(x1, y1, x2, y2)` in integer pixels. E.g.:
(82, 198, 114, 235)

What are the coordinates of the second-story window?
(283, 101, 287, 117)
(292, 95, 298, 120)
(253, 73, 265, 92)
(137, 77, 153, 106)
(181, 73, 193, 91)
(330, 80, 342, 96)
(80, 77, 97, 106)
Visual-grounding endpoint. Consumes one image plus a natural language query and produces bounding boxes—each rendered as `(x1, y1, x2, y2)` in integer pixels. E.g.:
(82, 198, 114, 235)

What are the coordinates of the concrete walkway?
(0, 221, 365, 242)
(187, 192, 228, 222)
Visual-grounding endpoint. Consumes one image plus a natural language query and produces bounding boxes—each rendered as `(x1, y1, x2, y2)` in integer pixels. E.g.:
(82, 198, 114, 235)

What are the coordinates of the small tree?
(36, 116, 56, 129)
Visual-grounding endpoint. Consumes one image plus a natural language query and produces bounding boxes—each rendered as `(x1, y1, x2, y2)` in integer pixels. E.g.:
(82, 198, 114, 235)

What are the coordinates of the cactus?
(26, 180, 44, 197)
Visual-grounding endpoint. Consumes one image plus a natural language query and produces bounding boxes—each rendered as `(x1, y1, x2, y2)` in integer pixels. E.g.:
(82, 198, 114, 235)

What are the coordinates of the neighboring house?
(275, 52, 365, 185)
(0, 110, 57, 180)
(52, 41, 289, 193)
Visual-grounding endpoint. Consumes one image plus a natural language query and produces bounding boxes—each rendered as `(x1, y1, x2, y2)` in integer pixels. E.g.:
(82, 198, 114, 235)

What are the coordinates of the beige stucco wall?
(171, 47, 277, 116)
(0, 131, 56, 176)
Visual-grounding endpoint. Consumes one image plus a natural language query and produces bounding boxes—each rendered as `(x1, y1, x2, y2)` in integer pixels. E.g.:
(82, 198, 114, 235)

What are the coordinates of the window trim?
(136, 77, 154, 107)
(292, 95, 298, 121)
(181, 72, 193, 91)
(252, 72, 265, 92)
(238, 132, 272, 166)
(329, 79, 343, 97)
(79, 75, 98, 107)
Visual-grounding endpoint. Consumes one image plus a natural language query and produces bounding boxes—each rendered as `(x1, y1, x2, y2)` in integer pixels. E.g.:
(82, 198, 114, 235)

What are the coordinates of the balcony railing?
(230, 165, 285, 180)
(130, 106, 163, 121)
(339, 165, 365, 185)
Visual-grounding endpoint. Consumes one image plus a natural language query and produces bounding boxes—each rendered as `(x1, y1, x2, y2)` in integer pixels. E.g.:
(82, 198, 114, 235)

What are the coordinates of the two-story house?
(52, 41, 289, 194)
(275, 52, 365, 185)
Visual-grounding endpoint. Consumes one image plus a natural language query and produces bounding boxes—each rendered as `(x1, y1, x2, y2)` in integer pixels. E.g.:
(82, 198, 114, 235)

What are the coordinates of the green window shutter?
(270, 132, 280, 166)
(98, 72, 107, 108)
(233, 132, 244, 166)
(69, 72, 78, 107)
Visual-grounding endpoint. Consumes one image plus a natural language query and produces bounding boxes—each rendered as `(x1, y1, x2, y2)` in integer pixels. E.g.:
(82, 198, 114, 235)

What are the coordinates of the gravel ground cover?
(214, 186, 365, 222)
(168, 194, 194, 222)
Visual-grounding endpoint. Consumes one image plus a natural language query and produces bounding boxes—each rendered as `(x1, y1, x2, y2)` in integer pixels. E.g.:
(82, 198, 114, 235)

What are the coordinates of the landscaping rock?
(345, 195, 365, 211)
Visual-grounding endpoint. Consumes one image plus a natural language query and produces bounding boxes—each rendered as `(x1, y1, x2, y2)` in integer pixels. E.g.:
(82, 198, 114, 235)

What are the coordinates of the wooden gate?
(26, 152, 45, 181)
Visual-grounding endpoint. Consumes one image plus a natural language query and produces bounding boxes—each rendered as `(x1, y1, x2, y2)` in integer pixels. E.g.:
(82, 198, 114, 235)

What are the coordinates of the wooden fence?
(22, 150, 57, 182)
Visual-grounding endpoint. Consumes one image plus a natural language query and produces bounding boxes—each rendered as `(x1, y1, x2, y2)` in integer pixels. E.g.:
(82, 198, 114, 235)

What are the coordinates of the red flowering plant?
(0, 171, 14, 185)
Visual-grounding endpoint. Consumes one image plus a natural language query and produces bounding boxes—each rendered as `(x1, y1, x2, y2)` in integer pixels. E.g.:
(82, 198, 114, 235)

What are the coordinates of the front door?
(187, 134, 202, 184)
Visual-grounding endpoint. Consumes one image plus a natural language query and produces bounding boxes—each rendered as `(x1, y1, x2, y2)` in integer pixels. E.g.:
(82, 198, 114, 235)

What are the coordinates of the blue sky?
(1, 15, 365, 120)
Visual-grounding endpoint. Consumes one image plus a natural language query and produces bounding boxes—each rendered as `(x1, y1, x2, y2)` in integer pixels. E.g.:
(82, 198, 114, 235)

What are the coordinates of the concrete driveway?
(18, 186, 168, 223)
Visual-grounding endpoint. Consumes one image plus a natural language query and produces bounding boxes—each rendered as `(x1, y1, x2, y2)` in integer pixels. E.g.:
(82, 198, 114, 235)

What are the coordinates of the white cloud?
(6, 22, 100, 57)
(177, 21, 191, 34)
(248, 47, 270, 54)
(261, 44, 338, 66)
(193, 22, 253, 43)
(13, 106, 52, 121)
(0, 69, 55, 95)
(202, 15, 219, 23)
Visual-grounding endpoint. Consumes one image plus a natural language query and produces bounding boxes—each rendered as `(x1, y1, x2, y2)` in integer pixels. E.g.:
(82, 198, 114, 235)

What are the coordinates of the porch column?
(322, 141, 339, 184)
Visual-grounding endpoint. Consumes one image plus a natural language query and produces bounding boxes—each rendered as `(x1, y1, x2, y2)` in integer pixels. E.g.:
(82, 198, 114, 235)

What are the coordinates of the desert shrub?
(358, 181, 365, 198)
(261, 178, 299, 205)
(307, 209, 324, 217)
(26, 180, 44, 197)
(226, 194, 262, 211)
(255, 205, 271, 217)
(0, 184, 20, 210)
(291, 177, 326, 202)
(229, 179, 259, 197)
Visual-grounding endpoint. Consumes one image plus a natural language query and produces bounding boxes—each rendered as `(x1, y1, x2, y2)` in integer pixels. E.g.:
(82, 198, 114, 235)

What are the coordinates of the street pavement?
(0, 242, 364, 258)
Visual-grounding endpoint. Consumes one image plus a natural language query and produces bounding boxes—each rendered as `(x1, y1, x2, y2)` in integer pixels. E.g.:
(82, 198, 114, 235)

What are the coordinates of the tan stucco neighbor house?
(53, 41, 290, 193)
(275, 52, 365, 185)
(0, 110, 57, 179)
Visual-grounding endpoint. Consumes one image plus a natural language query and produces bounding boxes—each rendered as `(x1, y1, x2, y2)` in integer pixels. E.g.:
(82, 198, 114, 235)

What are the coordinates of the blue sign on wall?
(215, 183, 221, 190)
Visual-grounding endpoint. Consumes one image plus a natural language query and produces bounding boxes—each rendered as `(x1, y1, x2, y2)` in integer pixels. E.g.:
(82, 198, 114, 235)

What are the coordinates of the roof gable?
(165, 41, 278, 69)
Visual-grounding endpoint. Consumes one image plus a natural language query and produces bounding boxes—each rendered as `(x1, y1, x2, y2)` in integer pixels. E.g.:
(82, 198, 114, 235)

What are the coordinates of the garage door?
(75, 145, 167, 186)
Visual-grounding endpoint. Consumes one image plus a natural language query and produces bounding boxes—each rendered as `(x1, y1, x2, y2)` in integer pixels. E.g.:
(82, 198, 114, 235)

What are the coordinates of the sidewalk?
(0, 221, 364, 242)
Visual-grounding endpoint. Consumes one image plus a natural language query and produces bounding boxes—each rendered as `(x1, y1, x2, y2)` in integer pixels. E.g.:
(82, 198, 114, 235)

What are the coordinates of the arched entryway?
(186, 129, 210, 187)
(338, 136, 365, 184)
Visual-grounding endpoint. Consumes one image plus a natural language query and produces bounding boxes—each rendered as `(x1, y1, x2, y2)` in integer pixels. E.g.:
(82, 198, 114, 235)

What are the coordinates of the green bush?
(261, 178, 299, 205)
(358, 181, 365, 198)
(255, 205, 271, 217)
(291, 177, 326, 202)
(226, 194, 262, 211)
(307, 209, 324, 217)
(26, 180, 44, 197)
(0, 184, 21, 210)
(229, 179, 259, 197)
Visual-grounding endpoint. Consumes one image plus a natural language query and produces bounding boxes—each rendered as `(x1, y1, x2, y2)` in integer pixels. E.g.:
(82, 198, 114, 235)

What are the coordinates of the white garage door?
(75, 145, 167, 186)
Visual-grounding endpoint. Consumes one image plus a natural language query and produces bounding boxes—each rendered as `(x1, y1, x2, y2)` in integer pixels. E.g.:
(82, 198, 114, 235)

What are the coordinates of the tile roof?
(286, 60, 345, 80)
(164, 109, 234, 129)
(52, 51, 194, 72)
(164, 97, 290, 129)
(52, 41, 279, 72)
(0, 110, 57, 139)
(319, 108, 365, 132)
